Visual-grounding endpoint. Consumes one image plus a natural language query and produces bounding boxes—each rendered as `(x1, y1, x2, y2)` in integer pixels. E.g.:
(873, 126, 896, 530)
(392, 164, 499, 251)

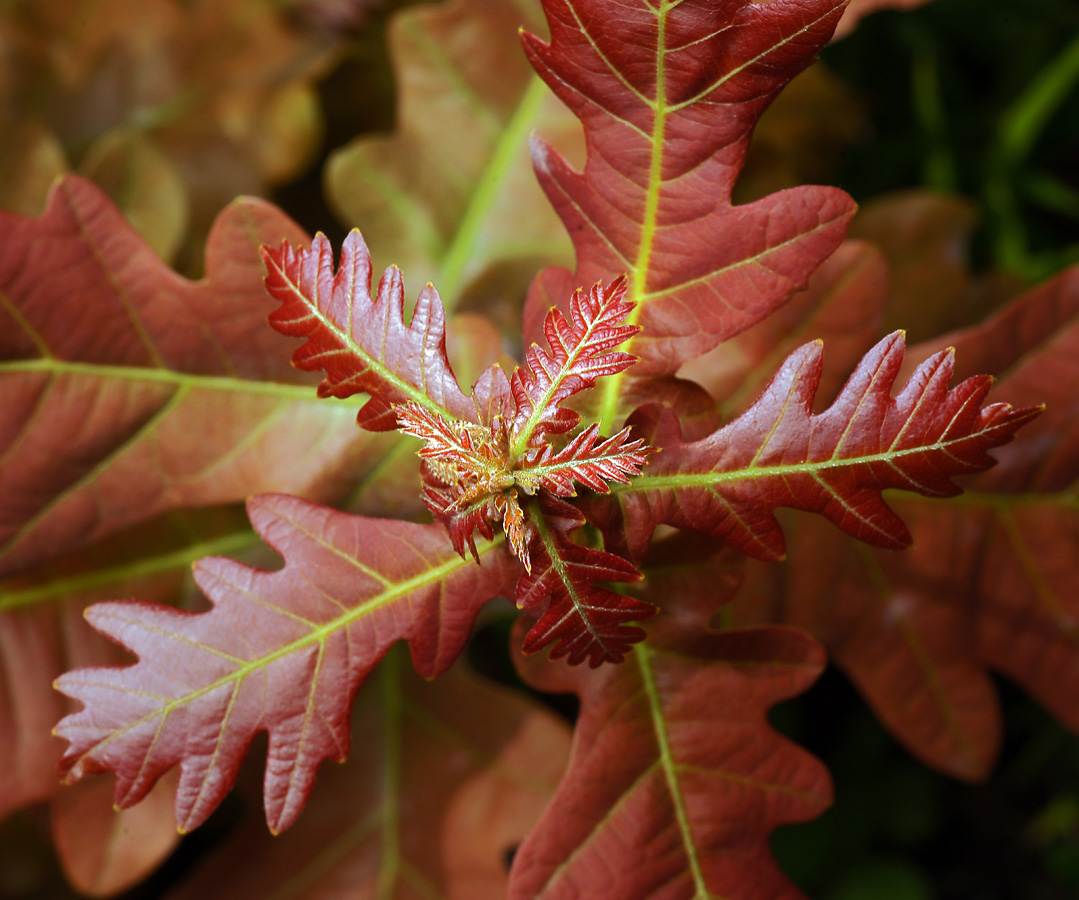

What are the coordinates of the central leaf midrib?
(618, 432, 997, 493)
(596, 0, 670, 429)
(635, 644, 718, 900)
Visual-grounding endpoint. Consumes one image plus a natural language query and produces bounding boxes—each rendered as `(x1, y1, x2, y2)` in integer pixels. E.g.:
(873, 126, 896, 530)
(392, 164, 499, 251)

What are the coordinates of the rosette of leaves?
(36, 1, 1061, 898)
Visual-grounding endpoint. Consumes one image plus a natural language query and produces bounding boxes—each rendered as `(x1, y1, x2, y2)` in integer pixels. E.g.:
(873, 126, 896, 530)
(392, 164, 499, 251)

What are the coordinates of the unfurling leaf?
(622, 332, 1042, 559)
(261, 229, 474, 431)
(396, 274, 651, 577)
(55, 494, 515, 834)
(510, 275, 639, 451)
(517, 496, 652, 667)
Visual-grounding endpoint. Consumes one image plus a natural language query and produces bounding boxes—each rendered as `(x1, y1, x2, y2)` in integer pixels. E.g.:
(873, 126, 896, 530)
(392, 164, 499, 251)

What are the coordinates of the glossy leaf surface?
(517, 496, 652, 667)
(55, 494, 516, 834)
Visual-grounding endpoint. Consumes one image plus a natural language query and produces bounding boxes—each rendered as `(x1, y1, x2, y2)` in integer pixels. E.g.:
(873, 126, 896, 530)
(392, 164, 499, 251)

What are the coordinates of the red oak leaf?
(522, 0, 857, 384)
(261, 229, 475, 431)
(0, 176, 367, 578)
(54, 494, 516, 834)
(510, 275, 639, 450)
(516, 496, 653, 667)
(516, 423, 650, 497)
(509, 603, 830, 900)
(621, 332, 1041, 560)
(396, 274, 649, 573)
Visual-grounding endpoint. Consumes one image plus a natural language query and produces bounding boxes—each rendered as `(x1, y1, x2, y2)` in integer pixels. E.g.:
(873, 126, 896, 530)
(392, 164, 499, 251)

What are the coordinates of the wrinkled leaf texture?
(522, 0, 857, 392)
(0, 176, 366, 577)
(55, 494, 516, 833)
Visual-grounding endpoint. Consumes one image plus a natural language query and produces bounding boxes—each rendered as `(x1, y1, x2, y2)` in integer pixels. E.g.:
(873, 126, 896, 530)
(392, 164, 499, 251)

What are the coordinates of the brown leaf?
(52, 771, 181, 898)
(1, 0, 331, 251)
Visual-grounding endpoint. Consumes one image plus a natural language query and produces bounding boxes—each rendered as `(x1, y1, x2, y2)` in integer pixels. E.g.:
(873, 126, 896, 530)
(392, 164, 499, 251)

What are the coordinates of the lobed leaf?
(516, 423, 650, 497)
(509, 608, 831, 900)
(516, 496, 653, 667)
(262, 229, 475, 431)
(621, 332, 1041, 560)
(55, 494, 516, 834)
(510, 275, 640, 452)
(522, 0, 857, 395)
(0, 176, 365, 578)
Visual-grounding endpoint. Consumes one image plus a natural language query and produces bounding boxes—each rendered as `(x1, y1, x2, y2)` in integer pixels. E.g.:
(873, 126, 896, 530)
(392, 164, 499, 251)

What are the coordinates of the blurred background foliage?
(1, 0, 1078, 897)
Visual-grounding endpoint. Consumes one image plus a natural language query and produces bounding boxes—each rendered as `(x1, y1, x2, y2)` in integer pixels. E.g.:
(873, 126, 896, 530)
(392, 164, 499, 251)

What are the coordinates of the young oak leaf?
(619, 332, 1042, 560)
(396, 276, 651, 577)
(522, 0, 857, 385)
(516, 496, 653, 667)
(261, 229, 475, 432)
(510, 275, 640, 451)
(54, 494, 516, 835)
(509, 606, 831, 899)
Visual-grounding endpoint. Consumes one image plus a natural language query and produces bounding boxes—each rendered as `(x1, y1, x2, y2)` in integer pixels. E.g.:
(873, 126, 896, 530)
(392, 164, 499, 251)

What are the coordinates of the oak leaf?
(164, 657, 572, 900)
(325, 0, 577, 308)
(621, 332, 1041, 560)
(522, 0, 858, 387)
(262, 229, 475, 431)
(0, 176, 366, 577)
(55, 494, 516, 834)
(718, 266, 1077, 781)
(517, 496, 652, 667)
(509, 600, 830, 900)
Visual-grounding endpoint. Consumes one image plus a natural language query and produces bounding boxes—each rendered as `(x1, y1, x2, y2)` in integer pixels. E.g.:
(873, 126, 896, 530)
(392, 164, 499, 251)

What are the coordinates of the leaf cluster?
(0, 0, 1077, 898)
